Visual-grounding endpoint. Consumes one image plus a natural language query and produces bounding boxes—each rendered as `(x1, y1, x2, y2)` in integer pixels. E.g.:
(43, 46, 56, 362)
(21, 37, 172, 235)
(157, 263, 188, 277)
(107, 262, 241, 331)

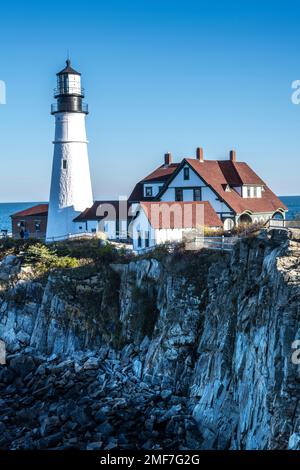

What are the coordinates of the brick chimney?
(196, 147, 204, 162)
(229, 150, 236, 162)
(164, 152, 172, 165)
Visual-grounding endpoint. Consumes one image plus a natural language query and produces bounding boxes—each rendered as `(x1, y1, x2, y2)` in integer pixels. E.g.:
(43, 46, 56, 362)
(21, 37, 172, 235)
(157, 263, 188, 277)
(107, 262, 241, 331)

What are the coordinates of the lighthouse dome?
(57, 59, 81, 76)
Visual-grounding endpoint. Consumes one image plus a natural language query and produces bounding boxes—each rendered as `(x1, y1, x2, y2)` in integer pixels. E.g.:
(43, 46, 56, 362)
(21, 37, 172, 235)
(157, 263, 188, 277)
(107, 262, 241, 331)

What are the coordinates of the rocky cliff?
(0, 230, 299, 450)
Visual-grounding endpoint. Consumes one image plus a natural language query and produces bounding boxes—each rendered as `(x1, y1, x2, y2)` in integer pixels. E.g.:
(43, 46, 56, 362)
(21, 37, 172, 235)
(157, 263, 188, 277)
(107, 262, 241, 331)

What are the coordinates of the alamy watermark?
(0, 340, 6, 364)
(0, 80, 6, 104)
(291, 80, 300, 104)
(291, 340, 300, 365)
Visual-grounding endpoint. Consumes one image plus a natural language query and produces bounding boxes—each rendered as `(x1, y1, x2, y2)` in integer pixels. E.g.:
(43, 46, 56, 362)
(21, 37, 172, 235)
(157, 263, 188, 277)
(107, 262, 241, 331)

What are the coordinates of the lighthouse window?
(62, 160, 67, 170)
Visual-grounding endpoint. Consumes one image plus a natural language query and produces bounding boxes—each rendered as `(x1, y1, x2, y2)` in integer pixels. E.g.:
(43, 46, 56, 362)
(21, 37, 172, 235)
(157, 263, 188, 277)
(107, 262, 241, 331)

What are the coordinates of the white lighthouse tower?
(46, 60, 93, 242)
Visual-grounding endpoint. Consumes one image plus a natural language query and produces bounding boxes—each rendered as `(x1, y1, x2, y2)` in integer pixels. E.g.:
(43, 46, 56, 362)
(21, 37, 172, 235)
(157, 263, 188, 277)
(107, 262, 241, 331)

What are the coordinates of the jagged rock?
(9, 355, 35, 378)
(94, 410, 106, 423)
(133, 359, 142, 379)
(83, 357, 100, 370)
(161, 389, 172, 400)
(86, 441, 103, 450)
(40, 416, 60, 436)
(16, 331, 31, 345)
(96, 421, 113, 437)
(288, 433, 300, 450)
(0, 367, 15, 384)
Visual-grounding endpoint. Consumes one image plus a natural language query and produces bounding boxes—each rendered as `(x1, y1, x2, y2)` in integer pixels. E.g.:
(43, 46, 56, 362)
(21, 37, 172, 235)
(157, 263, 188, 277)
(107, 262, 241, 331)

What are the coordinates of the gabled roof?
(128, 163, 179, 202)
(140, 201, 223, 229)
(11, 204, 48, 218)
(143, 163, 179, 182)
(74, 201, 133, 222)
(157, 158, 287, 215)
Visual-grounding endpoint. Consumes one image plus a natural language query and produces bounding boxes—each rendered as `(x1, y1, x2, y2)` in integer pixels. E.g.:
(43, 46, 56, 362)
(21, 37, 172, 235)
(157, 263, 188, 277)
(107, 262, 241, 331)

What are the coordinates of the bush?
(0, 238, 38, 260)
(24, 243, 80, 274)
(49, 239, 132, 265)
(231, 221, 265, 236)
(203, 227, 226, 237)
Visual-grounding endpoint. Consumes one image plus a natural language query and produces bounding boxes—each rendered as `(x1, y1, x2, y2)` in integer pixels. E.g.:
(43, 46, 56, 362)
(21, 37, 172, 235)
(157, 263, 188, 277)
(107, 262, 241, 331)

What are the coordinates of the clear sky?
(0, 0, 299, 201)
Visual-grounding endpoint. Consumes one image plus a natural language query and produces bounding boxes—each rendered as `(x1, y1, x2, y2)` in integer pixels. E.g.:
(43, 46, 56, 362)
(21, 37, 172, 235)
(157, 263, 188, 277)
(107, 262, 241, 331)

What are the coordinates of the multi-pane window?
(137, 232, 142, 247)
(253, 187, 257, 198)
(145, 187, 152, 197)
(145, 231, 150, 248)
(175, 188, 183, 201)
(183, 167, 190, 180)
(247, 187, 251, 198)
(193, 188, 202, 201)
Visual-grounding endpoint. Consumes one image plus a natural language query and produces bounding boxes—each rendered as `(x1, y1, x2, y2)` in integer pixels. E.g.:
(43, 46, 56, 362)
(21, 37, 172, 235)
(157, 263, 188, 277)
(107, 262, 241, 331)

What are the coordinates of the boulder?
(9, 355, 35, 378)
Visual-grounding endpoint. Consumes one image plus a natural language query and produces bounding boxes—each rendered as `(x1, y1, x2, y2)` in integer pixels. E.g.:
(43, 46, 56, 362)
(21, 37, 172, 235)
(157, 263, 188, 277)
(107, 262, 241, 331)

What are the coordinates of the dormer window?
(184, 167, 190, 180)
(243, 185, 262, 198)
(145, 187, 153, 197)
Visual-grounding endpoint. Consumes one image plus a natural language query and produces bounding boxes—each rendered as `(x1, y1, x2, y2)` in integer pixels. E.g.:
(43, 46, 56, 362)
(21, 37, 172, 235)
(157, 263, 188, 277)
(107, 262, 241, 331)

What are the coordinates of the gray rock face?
(0, 262, 120, 356)
(0, 230, 299, 450)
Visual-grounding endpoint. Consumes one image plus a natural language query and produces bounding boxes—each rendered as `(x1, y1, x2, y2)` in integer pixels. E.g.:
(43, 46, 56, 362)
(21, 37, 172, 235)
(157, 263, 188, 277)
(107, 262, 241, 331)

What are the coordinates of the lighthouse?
(46, 60, 93, 242)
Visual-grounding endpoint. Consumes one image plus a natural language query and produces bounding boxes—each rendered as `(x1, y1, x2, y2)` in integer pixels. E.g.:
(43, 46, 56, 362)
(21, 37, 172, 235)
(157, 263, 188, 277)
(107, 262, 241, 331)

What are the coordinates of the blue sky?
(0, 0, 299, 201)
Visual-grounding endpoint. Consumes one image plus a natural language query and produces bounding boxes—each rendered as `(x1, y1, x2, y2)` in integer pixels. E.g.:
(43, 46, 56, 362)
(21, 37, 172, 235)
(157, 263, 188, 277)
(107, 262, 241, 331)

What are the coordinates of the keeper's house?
(129, 148, 287, 231)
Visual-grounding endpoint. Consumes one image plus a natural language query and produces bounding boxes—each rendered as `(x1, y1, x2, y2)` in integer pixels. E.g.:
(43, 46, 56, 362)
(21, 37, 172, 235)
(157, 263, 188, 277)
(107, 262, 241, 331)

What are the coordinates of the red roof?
(183, 159, 287, 214)
(73, 201, 133, 222)
(143, 163, 179, 182)
(140, 201, 223, 229)
(128, 163, 179, 202)
(129, 157, 286, 215)
(11, 204, 48, 218)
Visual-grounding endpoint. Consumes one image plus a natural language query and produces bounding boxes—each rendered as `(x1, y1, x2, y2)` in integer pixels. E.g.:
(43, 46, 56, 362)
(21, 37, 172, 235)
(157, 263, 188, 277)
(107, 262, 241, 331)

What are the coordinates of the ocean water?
(280, 196, 300, 220)
(0, 197, 299, 233)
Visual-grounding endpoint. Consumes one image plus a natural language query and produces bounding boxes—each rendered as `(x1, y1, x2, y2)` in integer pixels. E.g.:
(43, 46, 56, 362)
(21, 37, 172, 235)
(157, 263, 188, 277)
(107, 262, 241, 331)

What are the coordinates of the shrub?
(0, 238, 38, 260)
(49, 239, 132, 264)
(24, 243, 80, 274)
(231, 221, 265, 236)
(203, 227, 226, 237)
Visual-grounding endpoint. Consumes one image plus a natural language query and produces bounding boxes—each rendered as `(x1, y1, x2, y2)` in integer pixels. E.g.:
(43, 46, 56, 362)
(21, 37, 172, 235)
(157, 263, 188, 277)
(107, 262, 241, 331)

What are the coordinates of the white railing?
(267, 219, 300, 229)
(187, 236, 240, 251)
(136, 236, 240, 254)
(46, 232, 96, 243)
(54, 86, 85, 97)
